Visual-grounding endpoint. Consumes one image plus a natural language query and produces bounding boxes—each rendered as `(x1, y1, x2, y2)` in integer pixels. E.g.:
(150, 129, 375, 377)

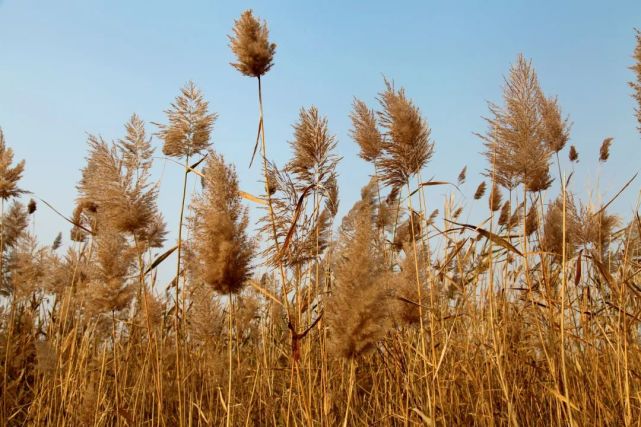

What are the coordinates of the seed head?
(229, 10, 276, 78)
(156, 82, 217, 159)
(350, 99, 383, 163)
(599, 137, 613, 162)
(0, 128, 26, 200)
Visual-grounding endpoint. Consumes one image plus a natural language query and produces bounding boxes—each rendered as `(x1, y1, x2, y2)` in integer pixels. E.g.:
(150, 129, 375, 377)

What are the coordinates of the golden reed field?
(2, 9, 641, 426)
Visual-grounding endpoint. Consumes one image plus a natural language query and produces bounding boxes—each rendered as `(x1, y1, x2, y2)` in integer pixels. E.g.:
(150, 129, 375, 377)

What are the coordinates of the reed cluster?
(2, 10, 641, 426)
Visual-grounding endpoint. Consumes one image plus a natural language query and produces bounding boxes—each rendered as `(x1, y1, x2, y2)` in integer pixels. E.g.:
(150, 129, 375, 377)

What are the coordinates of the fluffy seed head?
(0, 128, 26, 200)
(457, 166, 467, 185)
(539, 95, 570, 153)
(288, 106, 339, 187)
(350, 99, 383, 163)
(489, 183, 502, 211)
(599, 137, 613, 162)
(377, 78, 433, 188)
(189, 152, 254, 294)
(474, 181, 486, 200)
(328, 186, 391, 359)
(156, 82, 217, 159)
(480, 55, 553, 192)
(229, 10, 276, 78)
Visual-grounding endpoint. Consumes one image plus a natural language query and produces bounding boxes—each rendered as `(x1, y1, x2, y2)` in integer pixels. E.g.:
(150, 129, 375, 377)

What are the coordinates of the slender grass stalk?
(173, 155, 190, 427)
(342, 359, 356, 427)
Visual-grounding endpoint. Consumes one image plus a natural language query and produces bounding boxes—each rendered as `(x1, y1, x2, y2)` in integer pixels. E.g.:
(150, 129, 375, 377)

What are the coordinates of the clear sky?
(1, 1, 640, 253)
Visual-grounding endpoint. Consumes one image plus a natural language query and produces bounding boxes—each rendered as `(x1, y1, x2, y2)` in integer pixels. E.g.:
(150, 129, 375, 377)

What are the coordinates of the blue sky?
(1, 1, 640, 253)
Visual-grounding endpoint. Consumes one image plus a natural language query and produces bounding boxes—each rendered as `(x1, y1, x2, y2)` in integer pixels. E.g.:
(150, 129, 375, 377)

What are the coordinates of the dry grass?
(1, 10, 641, 427)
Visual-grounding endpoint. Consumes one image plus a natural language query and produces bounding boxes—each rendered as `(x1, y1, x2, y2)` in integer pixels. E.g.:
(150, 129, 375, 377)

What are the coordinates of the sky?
(1, 1, 640, 264)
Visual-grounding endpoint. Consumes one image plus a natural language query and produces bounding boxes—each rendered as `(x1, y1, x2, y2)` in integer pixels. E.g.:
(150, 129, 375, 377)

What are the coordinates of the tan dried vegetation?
(2, 10, 641, 427)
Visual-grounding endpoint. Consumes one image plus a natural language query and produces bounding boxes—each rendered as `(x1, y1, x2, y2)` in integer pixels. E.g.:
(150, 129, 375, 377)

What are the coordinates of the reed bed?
(1, 10, 641, 426)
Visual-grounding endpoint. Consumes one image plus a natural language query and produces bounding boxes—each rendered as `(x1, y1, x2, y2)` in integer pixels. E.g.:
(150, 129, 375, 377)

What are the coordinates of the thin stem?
(174, 155, 190, 427)
(226, 294, 234, 427)
(342, 358, 356, 427)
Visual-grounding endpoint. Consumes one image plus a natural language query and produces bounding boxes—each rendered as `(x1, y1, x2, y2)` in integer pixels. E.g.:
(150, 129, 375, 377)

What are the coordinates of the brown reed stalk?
(156, 81, 216, 426)
(630, 29, 641, 136)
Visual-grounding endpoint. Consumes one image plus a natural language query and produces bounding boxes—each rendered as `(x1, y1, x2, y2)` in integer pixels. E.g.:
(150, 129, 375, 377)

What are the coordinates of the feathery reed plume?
(2, 202, 28, 252)
(539, 95, 571, 153)
(51, 232, 62, 251)
(7, 234, 45, 300)
(27, 199, 36, 215)
(394, 210, 421, 251)
(186, 283, 225, 342)
(599, 137, 613, 162)
(525, 204, 538, 237)
(288, 106, 339, 188)
(474, 181, 486, 200)
(156, 82, 217, 159)
(575, 204, 619, 261)
(508, 201, 524, 229)
(489, 183, 502, 211)
(328, 184, 390, 359)
(376, 182, 398, 231)
(392, 243, 429, 326)
(260, 108, 339, 267)
(457, 166, 467, 185)
(0, 128, 25, 201)
(83, 230, 135, 315)
(426, 208, 439, 226)
(498, 201, 511, 227)
(229, 10, 276, 78)
(480, 54, 553, 192)
(1, 203, 30, 294)
(350, 99, 383, 163)
(189, 152, 254, 294)
(70, 199, 97, 242)
(75, 123, 166, 247)
(630, 29, 641, 135)
(542, 196, 578, 262)
(569, 145, 579, 162)
(377, 78, 433, 188)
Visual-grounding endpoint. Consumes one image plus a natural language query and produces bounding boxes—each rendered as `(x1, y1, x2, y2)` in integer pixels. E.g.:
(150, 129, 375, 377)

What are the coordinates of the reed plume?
(288, 106, 339, 188)
(189, 152, 254, 294)
(524, 204, 538, 237)
(498, 201, 511, 227)
(350, 99, 383, 163)
(0, 129, 25, 201)
(539, 94, 571, 153)
(260, 107, 339, 267)
(1, 203, 28, 252)
(83, 230, 135, 315)
(328, 184, 390, 359)
(489, 183, 502, 211)
(156, 82, 217, 159)
(575, 203, 619, 261)
(75, 118, 166, 248)
(480, 54, 553, 192)
(6, 234, 44, 300)
(457, 166, 467, 185)
(27, 199, 36, 215)
(229, 9, 276, 78)
(377, 79, 433, 188)
(542, 196, 578, 262)
(474, 181, 486, 200)
(599, 137, 613, 162)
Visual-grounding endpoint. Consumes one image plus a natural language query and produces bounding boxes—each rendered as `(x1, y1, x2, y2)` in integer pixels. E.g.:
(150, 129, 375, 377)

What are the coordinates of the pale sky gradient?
(1, 1, 640, 256)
